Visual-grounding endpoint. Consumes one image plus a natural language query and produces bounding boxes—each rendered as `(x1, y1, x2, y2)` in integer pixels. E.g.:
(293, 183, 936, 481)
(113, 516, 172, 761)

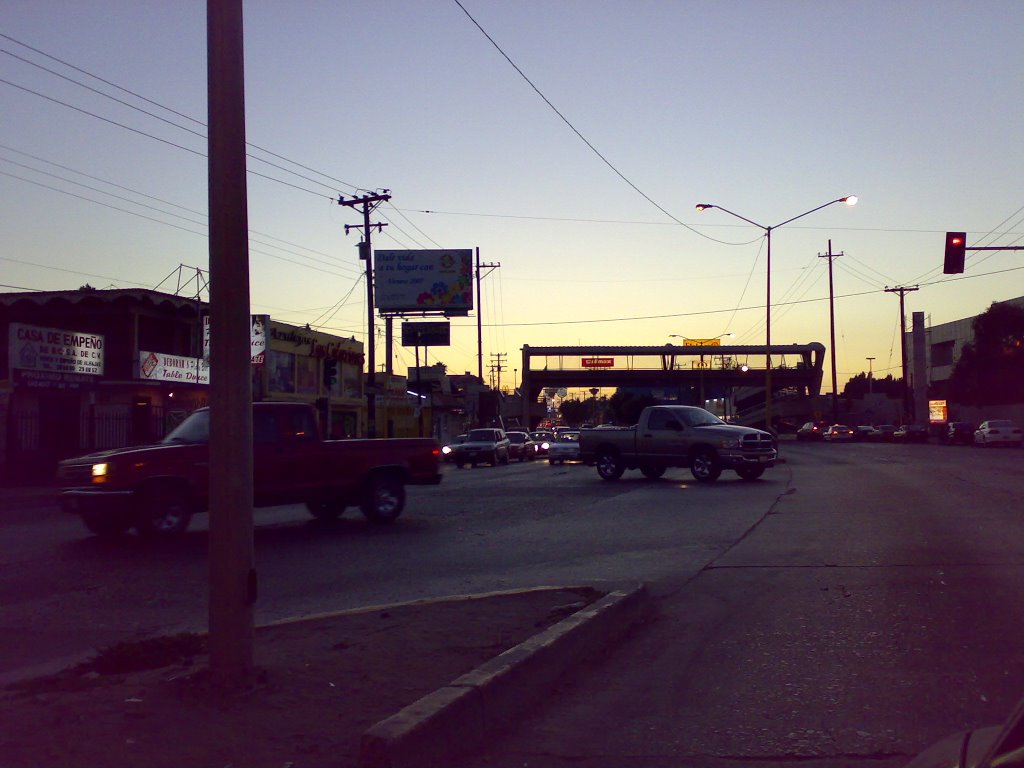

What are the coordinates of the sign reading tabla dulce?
(138, 351, 210, 385)
(9, 323, 105, 376)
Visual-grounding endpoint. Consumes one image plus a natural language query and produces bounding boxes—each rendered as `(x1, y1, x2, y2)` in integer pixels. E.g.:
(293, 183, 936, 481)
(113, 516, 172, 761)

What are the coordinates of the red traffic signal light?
(944, 231, 966, 274)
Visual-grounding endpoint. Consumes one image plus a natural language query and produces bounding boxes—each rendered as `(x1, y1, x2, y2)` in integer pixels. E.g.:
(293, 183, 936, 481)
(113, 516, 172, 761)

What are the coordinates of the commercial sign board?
(138, 351, 210, 385)
(581, 357, 614, 368)
(202, 314, 269, 364)
(929, 399, 948, 424)
(9, 323, 105, 377)
(374, 249, 474, 314)
(401, 321, 451, 347)
(682, 338, 721, 346)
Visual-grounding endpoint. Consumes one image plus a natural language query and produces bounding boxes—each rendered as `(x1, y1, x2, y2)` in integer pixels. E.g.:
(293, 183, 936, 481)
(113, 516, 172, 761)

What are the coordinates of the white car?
(974, 419, 1023, 447)
(547, 431, 581, 465)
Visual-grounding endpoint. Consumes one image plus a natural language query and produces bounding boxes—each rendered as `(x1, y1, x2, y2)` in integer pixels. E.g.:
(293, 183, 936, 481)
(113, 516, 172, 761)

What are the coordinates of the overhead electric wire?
(451, 0, 753, 248)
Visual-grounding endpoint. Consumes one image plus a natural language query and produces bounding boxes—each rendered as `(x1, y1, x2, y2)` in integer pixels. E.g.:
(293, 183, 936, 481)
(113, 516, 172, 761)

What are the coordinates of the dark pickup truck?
(56, 401, 442, 537)
(578, 405, 777, 483)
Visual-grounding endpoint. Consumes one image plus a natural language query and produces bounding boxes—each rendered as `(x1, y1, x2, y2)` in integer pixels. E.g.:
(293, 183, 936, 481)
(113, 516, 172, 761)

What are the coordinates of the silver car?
(547, 430, 581, 465)
(451, 428, 511, 467)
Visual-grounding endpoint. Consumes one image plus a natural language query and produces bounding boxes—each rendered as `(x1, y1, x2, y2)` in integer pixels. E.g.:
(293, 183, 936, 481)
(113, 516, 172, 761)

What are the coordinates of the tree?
(842, 372, 903, 399)
(558, 397, 590, 427)
(949, 302, 1024, 405)
(607, 391, 658, 425)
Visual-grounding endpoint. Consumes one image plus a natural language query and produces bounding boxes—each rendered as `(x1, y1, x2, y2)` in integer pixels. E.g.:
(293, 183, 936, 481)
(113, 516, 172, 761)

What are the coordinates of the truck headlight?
(91, 463, 110, 483)
(719, 438, 740, 449)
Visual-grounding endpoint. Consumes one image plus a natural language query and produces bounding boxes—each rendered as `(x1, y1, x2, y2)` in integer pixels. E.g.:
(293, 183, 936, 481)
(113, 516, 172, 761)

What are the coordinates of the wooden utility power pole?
(885, 285, 919, 423)
(475, 247, 500, 381)
(818, 240, 843, 424)
(206, 0, 254, 686)
(338, 193, 389, 437)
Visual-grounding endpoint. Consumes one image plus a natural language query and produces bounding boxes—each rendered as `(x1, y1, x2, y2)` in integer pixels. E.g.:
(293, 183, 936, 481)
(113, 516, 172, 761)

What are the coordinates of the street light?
(695, 197, 857, 432)
(866, 357, 875, 394)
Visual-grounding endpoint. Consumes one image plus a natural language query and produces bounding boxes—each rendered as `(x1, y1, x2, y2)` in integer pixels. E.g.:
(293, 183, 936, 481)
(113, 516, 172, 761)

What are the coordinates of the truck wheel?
(81, 509, 131, 537)
(736, 467, 765, 481)
(690, 448, 722, 483)
(307, 500, 345, 521)
(135, 484, 193, 537)
(641, 465, 666, 480)
(596, 449, 625, 481)
(360, 473, 405, 524)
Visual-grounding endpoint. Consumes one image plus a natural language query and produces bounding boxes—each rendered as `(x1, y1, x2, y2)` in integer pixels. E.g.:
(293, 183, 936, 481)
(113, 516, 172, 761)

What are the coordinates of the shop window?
(268, 350, 295, 393)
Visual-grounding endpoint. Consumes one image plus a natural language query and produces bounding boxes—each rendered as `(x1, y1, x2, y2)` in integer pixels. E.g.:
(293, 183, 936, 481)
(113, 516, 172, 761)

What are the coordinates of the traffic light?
(944, 231, 966, 274)
(322, 359, 338, 390)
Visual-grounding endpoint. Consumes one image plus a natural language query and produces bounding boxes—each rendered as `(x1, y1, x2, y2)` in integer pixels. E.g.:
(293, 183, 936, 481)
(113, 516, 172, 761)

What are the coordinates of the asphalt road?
(2, 440, 1023, 768)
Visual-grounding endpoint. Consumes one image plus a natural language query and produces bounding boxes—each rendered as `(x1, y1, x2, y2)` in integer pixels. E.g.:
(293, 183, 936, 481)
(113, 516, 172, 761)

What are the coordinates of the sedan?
(823, 425, 855, 442)
(451, 428, 511, 467)
(796, 421, 829, 441)
(506, 431, 539, 461)
(440, 434, 467, 463)
(547, 431, 581, 465)
(975, 419, 1023, 447)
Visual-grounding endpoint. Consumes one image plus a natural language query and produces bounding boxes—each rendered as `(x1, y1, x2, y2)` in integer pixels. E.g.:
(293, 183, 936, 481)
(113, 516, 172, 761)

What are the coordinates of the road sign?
(683, 338, 721, 346)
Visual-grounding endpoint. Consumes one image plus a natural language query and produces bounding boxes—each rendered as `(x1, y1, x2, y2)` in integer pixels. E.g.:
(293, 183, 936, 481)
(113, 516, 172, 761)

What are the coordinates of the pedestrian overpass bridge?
(519, 342, 826, 429)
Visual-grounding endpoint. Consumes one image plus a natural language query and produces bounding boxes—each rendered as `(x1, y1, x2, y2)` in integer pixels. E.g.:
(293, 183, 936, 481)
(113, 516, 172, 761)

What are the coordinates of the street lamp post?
(695, 197, 857, 432)
(866, 357, 875, 394)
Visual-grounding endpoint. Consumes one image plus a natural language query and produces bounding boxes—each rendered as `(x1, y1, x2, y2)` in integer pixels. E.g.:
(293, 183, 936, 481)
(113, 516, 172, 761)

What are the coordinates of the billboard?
(374, 249, 474, 314)
(581, 357, 614, 368)
(401, 321, 451, 347)
(9, 323, 104, 376)
(202, 314, 269, 364)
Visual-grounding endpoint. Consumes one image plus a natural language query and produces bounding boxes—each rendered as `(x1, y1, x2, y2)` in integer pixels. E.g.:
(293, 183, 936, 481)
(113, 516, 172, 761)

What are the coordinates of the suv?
(451, 428, 511, 468)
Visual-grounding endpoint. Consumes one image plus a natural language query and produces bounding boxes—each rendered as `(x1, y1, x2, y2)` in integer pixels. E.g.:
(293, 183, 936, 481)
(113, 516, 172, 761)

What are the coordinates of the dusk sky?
(3, 2, 1022, 394)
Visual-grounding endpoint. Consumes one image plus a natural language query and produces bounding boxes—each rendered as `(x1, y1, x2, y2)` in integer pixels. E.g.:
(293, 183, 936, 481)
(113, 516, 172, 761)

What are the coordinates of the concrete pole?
(206, 0, 254, 685)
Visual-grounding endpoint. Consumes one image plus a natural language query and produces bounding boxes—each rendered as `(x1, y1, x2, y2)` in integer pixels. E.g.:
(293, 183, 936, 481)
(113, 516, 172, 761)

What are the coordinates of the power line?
(451, 0, 752, 248)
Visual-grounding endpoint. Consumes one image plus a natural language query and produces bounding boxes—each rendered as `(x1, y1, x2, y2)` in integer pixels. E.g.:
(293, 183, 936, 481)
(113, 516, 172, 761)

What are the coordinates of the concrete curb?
(358, 583, 650, 768)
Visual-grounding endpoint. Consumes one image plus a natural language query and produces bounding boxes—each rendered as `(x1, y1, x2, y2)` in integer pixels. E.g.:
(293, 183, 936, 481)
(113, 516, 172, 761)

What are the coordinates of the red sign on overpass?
(581, 357, 614, 368)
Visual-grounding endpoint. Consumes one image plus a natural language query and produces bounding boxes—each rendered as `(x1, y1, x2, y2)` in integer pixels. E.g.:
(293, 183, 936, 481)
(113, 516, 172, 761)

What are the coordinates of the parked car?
(853, 425, 875, 441)
(823, 424, 855, 442)
(866, 424, 898, 443)
(506, 431, 539, 461)
(441, 434, 467, 463)
(56, 401, 442, 537)
(943, 421, 975, 445)
(547, 430, 581, 465)
(796, 421, 830, 441)
(894, 424, 930, 443)
(974, 419, 1023, 447)
(450, 427, 511, 467)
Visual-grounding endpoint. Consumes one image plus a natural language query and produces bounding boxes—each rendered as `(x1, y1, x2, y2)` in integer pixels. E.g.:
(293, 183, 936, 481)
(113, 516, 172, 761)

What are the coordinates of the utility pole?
(866, 357, 875, 394)
(885, 285, 919, 423)
(206, 0, 254, 686)
(475, 247, 501, 381)
(490, 352, 506, 390)
(338, 192, 390, 438)
(818, 240, 842, 424)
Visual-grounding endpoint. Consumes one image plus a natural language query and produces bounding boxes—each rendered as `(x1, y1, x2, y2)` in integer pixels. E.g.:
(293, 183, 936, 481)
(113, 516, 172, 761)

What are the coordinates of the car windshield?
(467, 429, 498, 441)
(508, 433, 527, 444)
(161, 410, 209, 444)
(989, 420, 1013, 428)
(682, 409, 726, 428)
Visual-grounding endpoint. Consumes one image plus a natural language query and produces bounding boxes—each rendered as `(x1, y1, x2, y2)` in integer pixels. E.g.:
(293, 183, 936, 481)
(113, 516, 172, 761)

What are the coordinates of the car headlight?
(541, 442, 550, 450)
(719, 438, 740, 449)
(441, 445, 452, 455)
(91, 462, 110, 483)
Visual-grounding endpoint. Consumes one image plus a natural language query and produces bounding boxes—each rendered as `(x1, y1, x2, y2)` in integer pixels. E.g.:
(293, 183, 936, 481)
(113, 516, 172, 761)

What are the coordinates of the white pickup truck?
(578, 405, 777, 483)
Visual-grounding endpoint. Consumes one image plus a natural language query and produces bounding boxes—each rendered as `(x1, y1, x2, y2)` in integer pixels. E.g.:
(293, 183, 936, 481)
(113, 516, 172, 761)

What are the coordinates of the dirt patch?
(0, 587, 600, 768)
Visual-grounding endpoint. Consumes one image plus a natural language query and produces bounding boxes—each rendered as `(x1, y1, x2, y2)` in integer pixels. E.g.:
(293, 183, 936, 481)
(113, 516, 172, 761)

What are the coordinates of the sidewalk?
(0, 584, 649, 768)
